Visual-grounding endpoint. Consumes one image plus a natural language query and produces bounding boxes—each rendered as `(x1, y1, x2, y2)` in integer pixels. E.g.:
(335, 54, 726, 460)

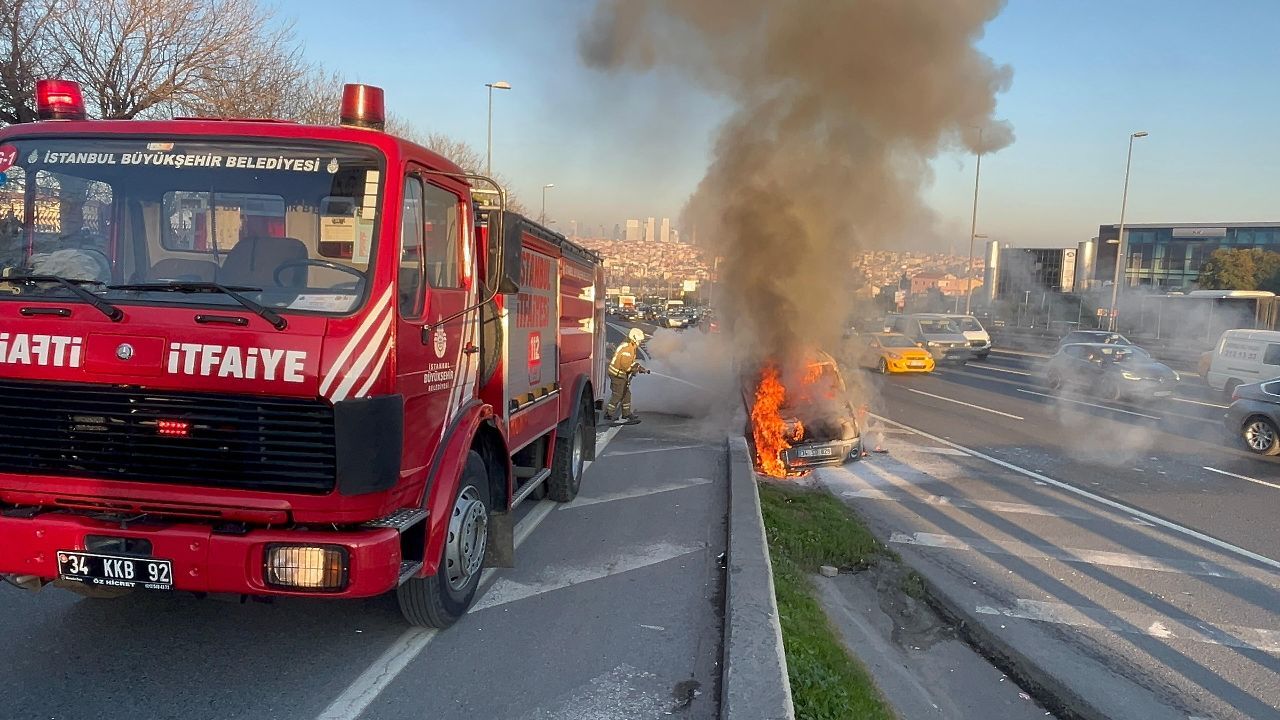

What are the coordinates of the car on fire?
(857, 332, 935, 374)
(1044, 343, 1180, 402)
(741, 351, 861, 474)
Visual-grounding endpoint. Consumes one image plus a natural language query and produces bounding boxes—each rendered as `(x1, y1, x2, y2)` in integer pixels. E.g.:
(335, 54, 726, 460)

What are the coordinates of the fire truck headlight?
(264, 545, 349, 591)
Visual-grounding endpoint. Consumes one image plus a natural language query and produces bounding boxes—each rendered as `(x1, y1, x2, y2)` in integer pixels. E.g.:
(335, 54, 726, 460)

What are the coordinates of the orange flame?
(751, 364, 794, 478)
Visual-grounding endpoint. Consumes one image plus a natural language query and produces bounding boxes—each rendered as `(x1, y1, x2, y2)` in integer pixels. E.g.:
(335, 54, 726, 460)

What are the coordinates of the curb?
(721, 436, 795, 720)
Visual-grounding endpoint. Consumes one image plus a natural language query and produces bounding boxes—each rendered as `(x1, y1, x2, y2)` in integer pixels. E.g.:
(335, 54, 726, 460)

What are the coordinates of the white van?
(944, 314, 992, 359)
(1205, 329, 1280, 394)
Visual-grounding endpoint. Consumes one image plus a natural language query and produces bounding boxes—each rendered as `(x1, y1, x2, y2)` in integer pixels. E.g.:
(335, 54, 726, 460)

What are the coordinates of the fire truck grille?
(0, 380, 336, 494)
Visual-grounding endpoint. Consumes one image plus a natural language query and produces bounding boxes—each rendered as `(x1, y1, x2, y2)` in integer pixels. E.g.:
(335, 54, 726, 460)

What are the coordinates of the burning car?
(742, 351, 861, 476)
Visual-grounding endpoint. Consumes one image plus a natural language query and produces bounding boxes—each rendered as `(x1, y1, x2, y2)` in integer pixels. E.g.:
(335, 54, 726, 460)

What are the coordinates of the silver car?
(1224, 379, 1280, 455)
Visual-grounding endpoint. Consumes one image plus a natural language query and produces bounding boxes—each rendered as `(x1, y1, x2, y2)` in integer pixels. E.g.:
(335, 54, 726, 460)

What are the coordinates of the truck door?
(397, 174, 471, 473)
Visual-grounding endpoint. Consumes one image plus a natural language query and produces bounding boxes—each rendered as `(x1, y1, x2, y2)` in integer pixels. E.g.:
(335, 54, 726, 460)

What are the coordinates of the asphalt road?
(828, 349, 1280, 719)
(0, 316, 727, 720)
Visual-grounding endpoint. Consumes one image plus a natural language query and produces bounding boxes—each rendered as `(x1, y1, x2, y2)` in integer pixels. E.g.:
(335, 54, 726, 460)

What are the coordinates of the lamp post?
(540, 183, 554, 224)
(484, 81, 511, 176)
(1107, 131, 1148, 331)
(964, 126, 985, 315)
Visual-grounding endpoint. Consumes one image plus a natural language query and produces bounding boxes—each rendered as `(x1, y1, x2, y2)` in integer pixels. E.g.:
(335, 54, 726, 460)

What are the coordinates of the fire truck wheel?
(397, 451, 490, 628)
(548, 400, 590, 502)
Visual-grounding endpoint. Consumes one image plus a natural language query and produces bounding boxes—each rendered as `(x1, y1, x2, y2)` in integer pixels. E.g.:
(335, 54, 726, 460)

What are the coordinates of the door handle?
(463, 343, 479, 355)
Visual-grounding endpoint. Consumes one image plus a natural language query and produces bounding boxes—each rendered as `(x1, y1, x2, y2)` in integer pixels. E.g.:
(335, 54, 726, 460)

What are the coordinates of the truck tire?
(397, 451, 490, 628)
(548, 396, 592, 502)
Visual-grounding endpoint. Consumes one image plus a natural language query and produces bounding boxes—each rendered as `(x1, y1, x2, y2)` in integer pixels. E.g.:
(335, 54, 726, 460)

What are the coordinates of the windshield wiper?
(8, 274, 123, 322)
(108, 281, 287, 331)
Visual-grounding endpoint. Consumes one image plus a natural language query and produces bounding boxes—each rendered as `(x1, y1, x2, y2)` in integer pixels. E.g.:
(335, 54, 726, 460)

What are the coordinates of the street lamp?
(1107, 131, 1148, 331)
(964, 126, 985, 315)
(540, 183, 554, 224)
(957, 233, 987, 312)
(485, 81, 511, 176)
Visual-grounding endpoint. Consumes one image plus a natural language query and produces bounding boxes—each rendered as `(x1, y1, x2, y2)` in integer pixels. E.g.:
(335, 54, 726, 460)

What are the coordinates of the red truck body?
(0, 84, 605, 625)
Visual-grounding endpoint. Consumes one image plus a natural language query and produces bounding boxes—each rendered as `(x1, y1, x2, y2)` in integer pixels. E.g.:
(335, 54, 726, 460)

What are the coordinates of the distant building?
(910, 272, 981, 296)
(1080, 222, 1280, 292)
(644, 217, 656, 244)
(985, 242, 1077, 301)
(660, 217, 671, 244)
(625, 219, 641, 243)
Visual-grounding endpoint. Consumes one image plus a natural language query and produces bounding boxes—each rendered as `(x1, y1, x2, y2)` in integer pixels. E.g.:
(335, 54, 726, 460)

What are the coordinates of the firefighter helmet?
(628, 328, 645, 344)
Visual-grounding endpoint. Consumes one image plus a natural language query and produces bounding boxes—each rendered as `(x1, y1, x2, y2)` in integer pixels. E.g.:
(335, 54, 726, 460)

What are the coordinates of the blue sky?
(282, 0, 1280, 249)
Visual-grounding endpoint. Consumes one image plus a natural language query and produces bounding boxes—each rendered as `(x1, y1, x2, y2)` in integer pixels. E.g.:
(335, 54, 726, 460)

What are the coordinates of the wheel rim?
(878, 359, 888, 374)
(445, 485, 487, 592)
(1244, 420, 1276, 452)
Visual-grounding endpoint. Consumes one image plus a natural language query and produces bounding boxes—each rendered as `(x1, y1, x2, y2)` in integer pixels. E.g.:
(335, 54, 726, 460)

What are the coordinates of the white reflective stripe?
(319, 287, 393, 395)
(353, 339, 394, 399)
(331, 311, 394, 402)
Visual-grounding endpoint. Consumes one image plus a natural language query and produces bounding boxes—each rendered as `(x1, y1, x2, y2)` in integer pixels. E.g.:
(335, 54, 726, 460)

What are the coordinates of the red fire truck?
(0, 81, 606, 627)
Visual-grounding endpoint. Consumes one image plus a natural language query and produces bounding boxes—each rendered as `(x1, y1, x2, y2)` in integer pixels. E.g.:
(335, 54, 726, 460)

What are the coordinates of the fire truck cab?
(0, 82, 606, 627)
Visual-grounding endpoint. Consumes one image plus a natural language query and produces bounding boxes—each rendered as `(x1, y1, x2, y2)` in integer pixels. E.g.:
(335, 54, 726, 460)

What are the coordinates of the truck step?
(397, 560, 424, 584)
(362, 508, 428, 531)
(510, 468, 552, 509)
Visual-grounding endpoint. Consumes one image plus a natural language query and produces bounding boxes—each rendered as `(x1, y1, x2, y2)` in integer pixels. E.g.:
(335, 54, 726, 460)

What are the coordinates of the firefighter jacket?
(608, 342, 642, 378)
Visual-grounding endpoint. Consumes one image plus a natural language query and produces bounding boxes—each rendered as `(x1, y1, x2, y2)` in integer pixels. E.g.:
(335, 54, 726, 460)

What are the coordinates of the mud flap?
(484, 510, 515, 568)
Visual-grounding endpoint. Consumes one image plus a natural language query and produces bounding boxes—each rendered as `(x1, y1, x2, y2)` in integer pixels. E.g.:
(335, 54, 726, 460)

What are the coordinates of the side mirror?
(498, 210, 523, 295)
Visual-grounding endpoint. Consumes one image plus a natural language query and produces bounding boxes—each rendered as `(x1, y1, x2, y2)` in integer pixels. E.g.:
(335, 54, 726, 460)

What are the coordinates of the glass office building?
(1088, 222, 1280, 291)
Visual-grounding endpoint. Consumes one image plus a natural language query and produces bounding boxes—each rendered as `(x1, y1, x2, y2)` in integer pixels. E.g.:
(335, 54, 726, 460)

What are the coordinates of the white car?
(1204, 329, 1280, 396)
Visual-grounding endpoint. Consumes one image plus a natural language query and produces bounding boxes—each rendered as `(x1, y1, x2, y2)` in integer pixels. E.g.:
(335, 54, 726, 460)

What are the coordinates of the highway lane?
(866, 357, 1278, 557)
(837, 351, 1280, 718)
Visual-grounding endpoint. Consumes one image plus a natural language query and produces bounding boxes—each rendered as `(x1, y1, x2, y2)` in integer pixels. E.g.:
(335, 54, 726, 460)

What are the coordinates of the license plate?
(1152, 390, 1171, 397)
(908, 362, 925, 368)
(796, 446, 835, 458)
(58, 550, 173, 591)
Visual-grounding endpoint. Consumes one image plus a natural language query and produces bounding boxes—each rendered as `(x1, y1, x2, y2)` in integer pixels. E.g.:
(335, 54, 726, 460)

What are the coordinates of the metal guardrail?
(989, 328, 1203, 372)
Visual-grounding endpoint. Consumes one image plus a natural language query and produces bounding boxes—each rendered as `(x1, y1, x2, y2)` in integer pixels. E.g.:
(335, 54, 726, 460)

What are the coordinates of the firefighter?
(605, 328, 649, 423)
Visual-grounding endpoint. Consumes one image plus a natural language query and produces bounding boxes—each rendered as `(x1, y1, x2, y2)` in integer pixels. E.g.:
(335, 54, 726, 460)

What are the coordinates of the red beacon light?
(339, 84, 385, 131)
(35, 79, 87, 121)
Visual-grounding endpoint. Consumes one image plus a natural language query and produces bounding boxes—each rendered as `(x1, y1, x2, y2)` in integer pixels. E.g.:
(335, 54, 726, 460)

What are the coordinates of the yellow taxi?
(861, 332, 935, 374)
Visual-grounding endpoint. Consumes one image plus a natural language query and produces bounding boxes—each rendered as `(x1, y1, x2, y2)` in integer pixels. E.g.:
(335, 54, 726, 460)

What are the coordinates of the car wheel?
(877, 358, 888, 374)
(1047, 371, 1063, 391)
(1241, 416, 1280, 456)
(398, 451, 490, 628)
(1102, 379, 1123, 402)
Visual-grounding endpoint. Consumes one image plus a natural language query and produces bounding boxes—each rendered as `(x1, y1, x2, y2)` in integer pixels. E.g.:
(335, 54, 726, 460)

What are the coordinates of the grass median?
(758, 481, 896, 720)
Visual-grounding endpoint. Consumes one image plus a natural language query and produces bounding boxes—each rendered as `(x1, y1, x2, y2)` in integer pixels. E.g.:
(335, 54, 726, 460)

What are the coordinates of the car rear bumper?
(0, 509, 402, 598)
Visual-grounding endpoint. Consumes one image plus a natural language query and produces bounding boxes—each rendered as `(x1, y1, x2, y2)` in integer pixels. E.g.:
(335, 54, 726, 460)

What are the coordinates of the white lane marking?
(315, 503, 554, 720)
(1203, 466, 1280, 491)
(967, 363, 1032, 377)
(990, 348, 1049, 359)
(890, 531, 1242, 578)
(844, 488, 1113, 521)
(902, 445, 970, 457)
(639, 624, 665, 631)
(871, 414, 1280, 572)
(1015, 388, 1160, 420)
(510, 664, 669, 720)
(317, 427, 621, 720)
(976, 599, 1280, 655)
(906, 388, 1024, 420)
(604, 444, 706, 457)
(472, 542, 703, 612)
(562, 477, 714, 509)
(1172, 396, 1228, 409)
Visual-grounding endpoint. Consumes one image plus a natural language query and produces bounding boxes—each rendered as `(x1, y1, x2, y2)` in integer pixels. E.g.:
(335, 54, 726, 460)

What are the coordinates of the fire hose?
(643, 370, 710, 392)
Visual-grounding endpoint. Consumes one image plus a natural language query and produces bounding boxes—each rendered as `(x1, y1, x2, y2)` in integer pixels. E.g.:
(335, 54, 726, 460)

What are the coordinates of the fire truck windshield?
(0, 137, 384, 315)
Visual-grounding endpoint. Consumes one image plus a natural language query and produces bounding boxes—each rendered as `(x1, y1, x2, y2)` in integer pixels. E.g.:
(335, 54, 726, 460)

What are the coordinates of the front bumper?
(885, 356, 935, 373)
(781, 438, 861, 470)
(927, 347, 974, 362)
(1116, 378, 1176, 399)
(0, 510, 402, 598)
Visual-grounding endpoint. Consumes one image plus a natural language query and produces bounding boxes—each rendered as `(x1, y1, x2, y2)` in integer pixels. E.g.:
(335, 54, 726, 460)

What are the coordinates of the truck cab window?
(421, 182, 460, 288)
(399, 177, 426, 317)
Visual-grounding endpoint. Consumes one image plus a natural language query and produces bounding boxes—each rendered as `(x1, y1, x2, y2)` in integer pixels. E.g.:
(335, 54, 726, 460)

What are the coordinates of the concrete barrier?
(721, 436, 795, 720)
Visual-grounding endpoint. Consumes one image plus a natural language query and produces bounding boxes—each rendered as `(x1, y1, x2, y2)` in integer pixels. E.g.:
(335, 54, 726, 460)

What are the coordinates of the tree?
(0, 0, 65, 125)
(1197, 248, 1280, 291)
